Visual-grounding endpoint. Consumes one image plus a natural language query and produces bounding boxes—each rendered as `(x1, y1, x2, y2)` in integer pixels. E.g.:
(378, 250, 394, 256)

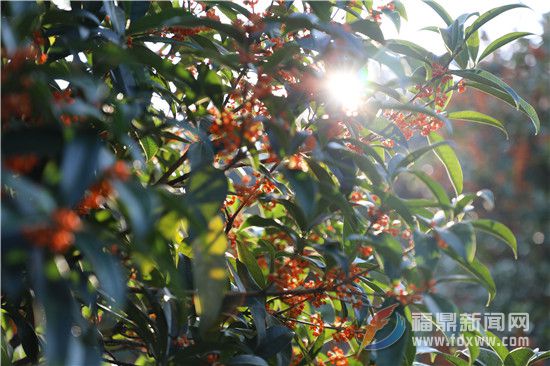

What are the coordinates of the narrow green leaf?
(451, 69, 521, 108)
(408, 171, 452, 208)
(449, 222, 476, 263)
(428, 132, 463, 195)
(485, 330, 510, 361)
(504, 348, 535, 366)
(448, 110, 508, 138)
(466, 26, 480, 63)
(395, 141, 448, 172)
(478, 32, 533, 62)
(140, 136, 159, 161)
(422, 0, 453, 25)
(470, 219, 517, 259)
(228, 355, 269, 366)
(529, 350, 550, 364)
(465, 4, 530, 42)
(193, 216, 228, 335)
(237, 242, 265, 288)
(385, 39, 435, 63)
(467, 80, 540, 134)
(459, 258, 496, 305)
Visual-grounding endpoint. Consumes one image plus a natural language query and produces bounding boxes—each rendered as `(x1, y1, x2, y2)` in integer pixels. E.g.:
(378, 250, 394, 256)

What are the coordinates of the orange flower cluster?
(77, 161, 131, 214)
(158, 9, 220, 41)
(77, 179, 113, 215)
(457, 79, 466, 94)
(326, 346, 348, 366)
(386, 283, 423, 305)
(23, 208, 82, 252)
(370, 1, 396, 23)
(270, 257, 308, 291)
(332, 318, 359, 343)
(358, 245, 373, 257)
(309, 313, 324, 337)
(209, 109, 264, 156)
(231, 174, 276, 207)
(384, 110, 444, 140)
(52, 89, 83, 126)
(325, 265, 365, 309)
(3, 154, 39, 174)
(173, 335, 193, 348)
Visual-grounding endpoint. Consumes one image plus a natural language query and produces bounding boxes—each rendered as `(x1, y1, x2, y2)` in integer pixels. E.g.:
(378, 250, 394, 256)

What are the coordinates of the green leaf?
(395, 140, 448, 173)
(371, 233, 403, 279)
(128, 12, 245, 42)
(5, 305, 39, 363)
(485, 330, 510, 361)
(76, 234, 125, 306)
(466, 80, 540, 134)
(184, 166, 228, 228)
(350, 19, 384, 43)
(504, 348, 535, 366)
(256, 326, 294, 359)
(463, 331, 480, 366)
(449, 222, 476, 263)
(414, 231, 440, 270)
(478, 32, 533, 62)
(422, 0, 453, 25)
(393, 1, 407, 20)
(307, 1, 332, 21)
(451, 69, 521, 108)
(140, 136, 159, 161)
(470, 219, 517, 259)
(465, 4, 530, 42)
(428, 132, 463, 195)
(460, 258, 496, 305)
(448, 110, 508, 138)
(237, 242, 265, 288)
(385, 194, 415, 227)
(228, 355, 269, 366)
(529, 351, 550, 364)
(385, 39, 435, 63)
(466, 27, 480, 63)
(408, 171, 452, 208)
(61, 134, 110, 206)
(348, 151, 383, 186)
(193, 216, 228, 335)
(285, 170, 318, 222)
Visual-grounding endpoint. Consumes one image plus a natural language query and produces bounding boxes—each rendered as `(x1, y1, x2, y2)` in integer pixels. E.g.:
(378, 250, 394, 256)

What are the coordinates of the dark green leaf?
(228, 355, 269, 366)
(256, 326, 294, 359)
(350, 19, 384, 43)
(61, 134, 110, 206)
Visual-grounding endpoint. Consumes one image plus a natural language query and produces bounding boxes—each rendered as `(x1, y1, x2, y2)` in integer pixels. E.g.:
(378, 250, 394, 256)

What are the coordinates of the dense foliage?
(1, 1, 548, 365)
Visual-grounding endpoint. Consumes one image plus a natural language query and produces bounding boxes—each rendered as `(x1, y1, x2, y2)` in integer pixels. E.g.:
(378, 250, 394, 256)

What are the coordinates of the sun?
(325, 70, 365, 113)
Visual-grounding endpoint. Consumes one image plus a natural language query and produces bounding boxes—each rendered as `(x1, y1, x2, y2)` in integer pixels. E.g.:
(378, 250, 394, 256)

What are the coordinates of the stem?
(153, 148, 189, 186)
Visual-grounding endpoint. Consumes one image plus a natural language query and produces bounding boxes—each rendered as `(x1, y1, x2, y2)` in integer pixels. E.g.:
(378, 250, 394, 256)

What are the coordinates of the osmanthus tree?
(1, 1, 548, 365)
